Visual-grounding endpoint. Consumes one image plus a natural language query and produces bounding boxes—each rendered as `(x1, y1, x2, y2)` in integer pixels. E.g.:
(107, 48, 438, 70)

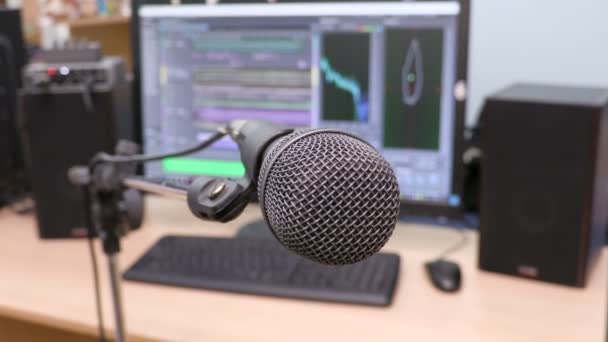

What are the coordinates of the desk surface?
(0, 197, 605, 342)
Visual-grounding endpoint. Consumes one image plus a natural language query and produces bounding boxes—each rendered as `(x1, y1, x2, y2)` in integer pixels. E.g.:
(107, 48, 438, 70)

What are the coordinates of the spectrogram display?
(320, 32, 370, 123)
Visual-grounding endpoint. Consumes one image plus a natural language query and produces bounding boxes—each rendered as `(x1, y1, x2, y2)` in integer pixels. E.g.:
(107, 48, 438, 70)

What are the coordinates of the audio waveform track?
(194, 38, 302, 52)
(192, 31, 311, 70)
(320, 32, 370, 123)
(194, 68, 310, 88)
(192, 30, 313, 138)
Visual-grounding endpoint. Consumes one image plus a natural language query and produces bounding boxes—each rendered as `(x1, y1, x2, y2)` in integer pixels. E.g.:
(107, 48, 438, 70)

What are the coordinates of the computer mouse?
(425, 259, 462, 293)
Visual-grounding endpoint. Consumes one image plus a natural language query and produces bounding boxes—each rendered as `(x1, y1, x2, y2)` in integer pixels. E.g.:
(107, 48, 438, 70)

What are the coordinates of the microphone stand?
(70, 143, 141, 342)
(69, 143, 253, 342)
(69, 120, 291, 341)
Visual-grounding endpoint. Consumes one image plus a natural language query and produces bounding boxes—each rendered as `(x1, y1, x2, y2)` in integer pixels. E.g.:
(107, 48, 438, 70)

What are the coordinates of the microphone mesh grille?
(259, 130, 400, 265)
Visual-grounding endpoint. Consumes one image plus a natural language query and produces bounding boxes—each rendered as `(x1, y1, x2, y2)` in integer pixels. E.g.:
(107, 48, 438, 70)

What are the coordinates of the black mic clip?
(69, 140, 144, 255)
(188, 119, 291, 223)
(186, 176, 252, 223)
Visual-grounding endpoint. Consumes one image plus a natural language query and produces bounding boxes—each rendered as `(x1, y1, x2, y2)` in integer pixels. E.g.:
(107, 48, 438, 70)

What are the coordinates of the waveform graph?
(402, 38, 424, 106)
(383, 28, 444, 151)
(320, 32, 370, 123)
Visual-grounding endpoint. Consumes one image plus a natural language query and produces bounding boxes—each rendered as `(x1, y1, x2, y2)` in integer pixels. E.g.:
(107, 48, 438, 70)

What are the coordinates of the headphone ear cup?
(123, 188, 144, 230)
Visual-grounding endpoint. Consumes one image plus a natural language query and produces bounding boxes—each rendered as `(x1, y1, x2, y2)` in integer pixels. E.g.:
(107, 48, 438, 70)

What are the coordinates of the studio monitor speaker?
(19, 80, 133, 238)
(478, 83, 608, 287)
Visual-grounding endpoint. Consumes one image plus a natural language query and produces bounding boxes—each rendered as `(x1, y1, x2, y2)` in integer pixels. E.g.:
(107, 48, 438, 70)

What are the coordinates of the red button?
(47, 68, 57, 76)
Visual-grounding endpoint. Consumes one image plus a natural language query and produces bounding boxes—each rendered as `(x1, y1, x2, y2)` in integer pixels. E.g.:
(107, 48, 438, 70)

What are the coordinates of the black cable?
(84, 183, 106, 342)
(81, 80, 95, 116)
(78, 83, 107, 342)
(84, 190, 106, 342)
(91, 129, 227, 165)
(87, 235, 107, 342)
(6, 195, 34, 215)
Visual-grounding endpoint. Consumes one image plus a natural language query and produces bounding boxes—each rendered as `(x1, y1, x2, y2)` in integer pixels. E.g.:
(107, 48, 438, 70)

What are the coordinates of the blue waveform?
(320, 57, 369, 122)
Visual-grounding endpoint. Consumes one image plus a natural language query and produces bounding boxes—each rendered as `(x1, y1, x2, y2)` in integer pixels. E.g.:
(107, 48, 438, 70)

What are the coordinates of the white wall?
(467, 0, 608, 126)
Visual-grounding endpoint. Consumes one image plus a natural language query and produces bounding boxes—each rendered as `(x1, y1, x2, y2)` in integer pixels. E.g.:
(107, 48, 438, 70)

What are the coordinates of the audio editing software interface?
(139, 2, 463, 207)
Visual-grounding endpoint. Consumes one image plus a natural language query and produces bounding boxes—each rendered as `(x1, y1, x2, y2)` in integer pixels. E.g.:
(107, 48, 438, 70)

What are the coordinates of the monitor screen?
(138, 1, 467, 208)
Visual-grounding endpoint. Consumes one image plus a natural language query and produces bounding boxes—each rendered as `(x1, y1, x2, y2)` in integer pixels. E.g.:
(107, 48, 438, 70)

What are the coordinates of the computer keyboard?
(124, 235, 400, 306)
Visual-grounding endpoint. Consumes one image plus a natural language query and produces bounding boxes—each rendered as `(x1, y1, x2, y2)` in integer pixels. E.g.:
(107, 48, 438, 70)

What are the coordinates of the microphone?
(229, 120, 401, 265)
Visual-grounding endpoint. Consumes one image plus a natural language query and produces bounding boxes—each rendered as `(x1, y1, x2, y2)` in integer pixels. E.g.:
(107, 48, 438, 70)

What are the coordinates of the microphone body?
(124, 120, 400, 265)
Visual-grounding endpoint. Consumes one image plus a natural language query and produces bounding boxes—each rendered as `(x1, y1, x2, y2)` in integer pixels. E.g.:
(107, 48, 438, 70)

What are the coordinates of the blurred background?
(3, 0, 607, 124)
(0, 1, 607, 341)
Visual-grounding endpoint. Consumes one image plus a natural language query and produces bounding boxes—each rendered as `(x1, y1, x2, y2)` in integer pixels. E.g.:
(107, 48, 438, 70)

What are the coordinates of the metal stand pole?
(107, 253, 126, 342)
(99, 209, 128, 342)
(69, 149, 141, 342)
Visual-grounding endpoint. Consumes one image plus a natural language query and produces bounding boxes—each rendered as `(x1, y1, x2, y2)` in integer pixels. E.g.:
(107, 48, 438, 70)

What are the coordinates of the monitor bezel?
(130, 0, 471, 219)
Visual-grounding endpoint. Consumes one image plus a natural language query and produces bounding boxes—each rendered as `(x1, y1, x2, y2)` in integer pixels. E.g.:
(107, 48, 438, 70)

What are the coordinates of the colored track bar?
(163, 157, 245, 177)
(197, 99, 309, 111)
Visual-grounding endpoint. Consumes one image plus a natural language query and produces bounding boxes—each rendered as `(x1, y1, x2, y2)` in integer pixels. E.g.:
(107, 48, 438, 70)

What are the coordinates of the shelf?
(68, 16, 130, 28)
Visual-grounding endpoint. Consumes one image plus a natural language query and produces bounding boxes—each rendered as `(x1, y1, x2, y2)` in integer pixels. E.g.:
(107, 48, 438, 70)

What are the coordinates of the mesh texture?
(258, 130, 400, 265)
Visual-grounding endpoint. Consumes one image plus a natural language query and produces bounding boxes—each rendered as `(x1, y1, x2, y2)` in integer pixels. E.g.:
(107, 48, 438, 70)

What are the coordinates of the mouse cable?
(436, 226, 469, 260)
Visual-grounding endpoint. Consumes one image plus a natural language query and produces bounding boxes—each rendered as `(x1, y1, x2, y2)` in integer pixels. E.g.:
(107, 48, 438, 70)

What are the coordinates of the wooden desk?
(0, 197, 605, 341)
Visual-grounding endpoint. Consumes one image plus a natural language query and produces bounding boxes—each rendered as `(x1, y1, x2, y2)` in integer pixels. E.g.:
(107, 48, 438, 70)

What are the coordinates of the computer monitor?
(136, 0, 470, 216)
